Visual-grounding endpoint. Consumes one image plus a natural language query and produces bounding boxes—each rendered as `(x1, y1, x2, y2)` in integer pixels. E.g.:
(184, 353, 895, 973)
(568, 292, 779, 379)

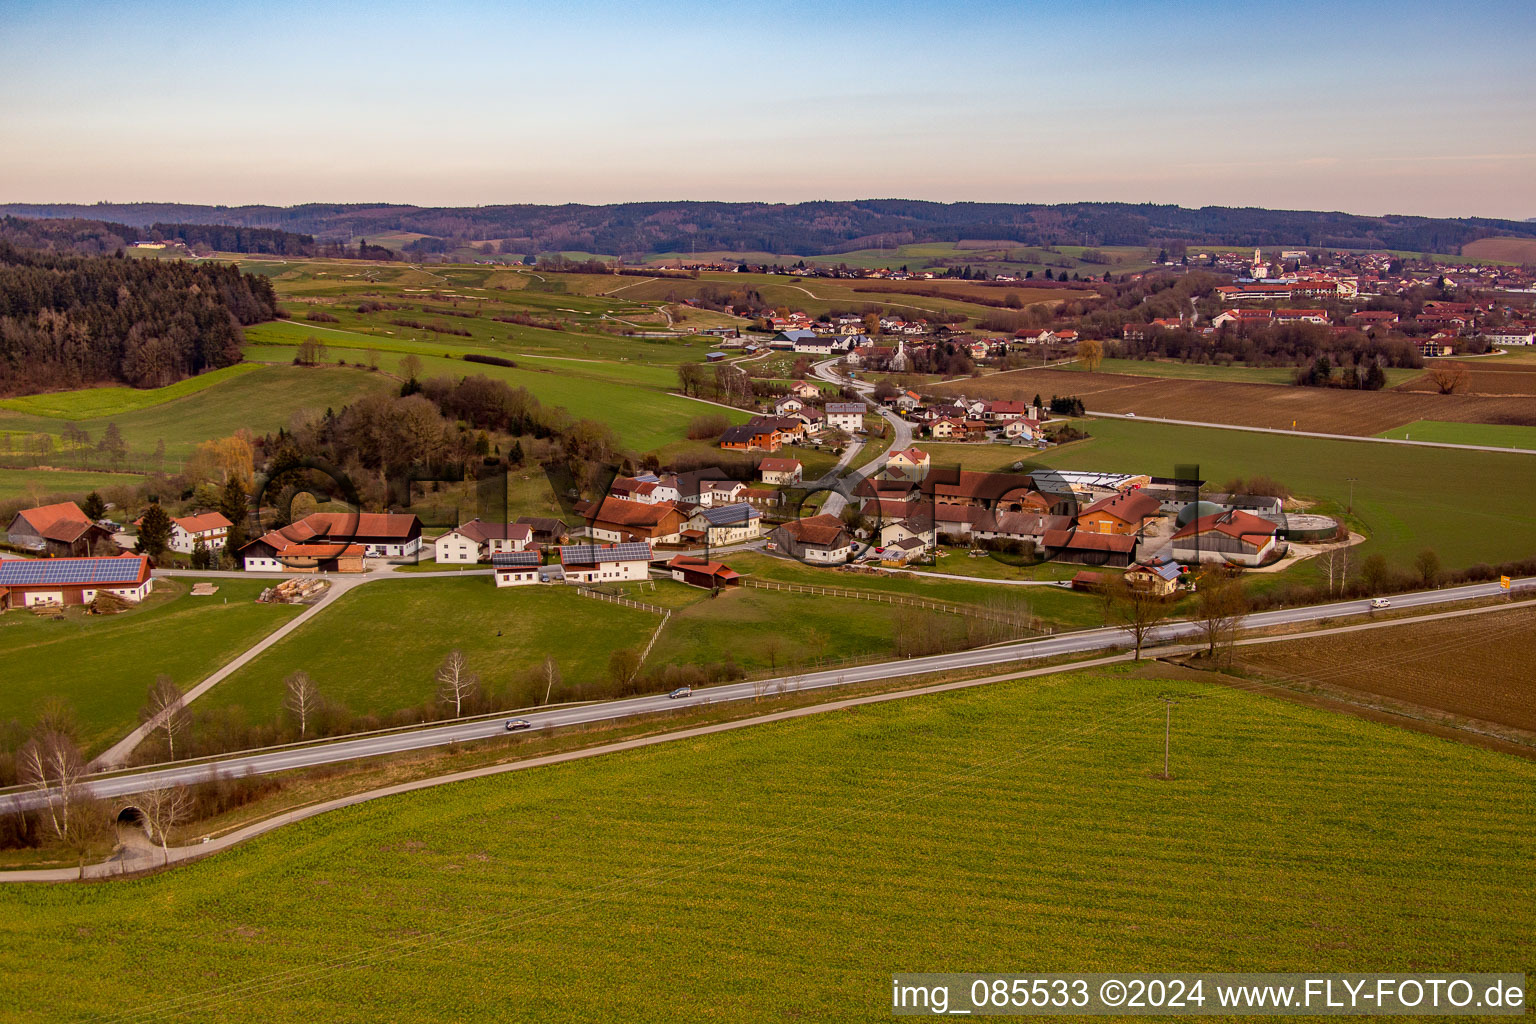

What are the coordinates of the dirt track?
(934, 368, 1536, 434)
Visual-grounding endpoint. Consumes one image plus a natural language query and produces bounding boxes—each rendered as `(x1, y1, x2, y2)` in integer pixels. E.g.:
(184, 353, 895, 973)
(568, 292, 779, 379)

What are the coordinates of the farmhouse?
(1169, 509, 1280, 567)
(757, 457, 803, 485)
(0, 555, 154, 610)
(824, 402, 868, 433)
(5, 502, 114, 558)
(773, 396, 804, 416)
(558, 542, 653, 583)
(769, 514, 852, 563)
(883, 447, 930, 481)
(666, 555, 741, 590)
(586, 498, 686, 545)
(1123, 557, 1184, 596)
(971, 511, 1072, 547)
(687, 503, 763, 544)
(239, 512, 420, 570)
(515, 516, 570, 546)
(167, 512, 231, 555)
(491, 550, 542, 587)
(435, 520, 534, 564)
(1076, 491, 1162, 536)
(788, 380, 821, 399)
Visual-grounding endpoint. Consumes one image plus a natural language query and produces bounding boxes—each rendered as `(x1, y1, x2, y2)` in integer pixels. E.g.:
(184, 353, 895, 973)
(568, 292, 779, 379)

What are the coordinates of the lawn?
(0, 364, 262, 419)
(1375, 419, 1536, 449)
(920, 416, 1536, 568)
(0, 467, 144, 504)
(199, 577, 660, 723)
(0, 576, 303, 755)
(1, 666, 1530, 1021)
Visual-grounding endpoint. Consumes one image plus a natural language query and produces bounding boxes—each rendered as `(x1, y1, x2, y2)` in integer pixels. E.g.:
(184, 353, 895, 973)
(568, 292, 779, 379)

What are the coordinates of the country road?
(13, 576, 1528, 811)
(812, 357, 912, 514)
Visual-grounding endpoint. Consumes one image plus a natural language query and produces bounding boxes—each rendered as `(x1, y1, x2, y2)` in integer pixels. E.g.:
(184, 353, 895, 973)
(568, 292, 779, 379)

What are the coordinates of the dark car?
(504, 719, 533, 731)
(667, 687, 692, 700)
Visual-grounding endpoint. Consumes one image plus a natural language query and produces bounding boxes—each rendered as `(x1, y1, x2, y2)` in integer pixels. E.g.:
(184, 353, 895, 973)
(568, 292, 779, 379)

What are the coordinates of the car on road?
(1370, 597, 1391, 609)
(504, 719, 533, 731)
(668, 687, 692, 699)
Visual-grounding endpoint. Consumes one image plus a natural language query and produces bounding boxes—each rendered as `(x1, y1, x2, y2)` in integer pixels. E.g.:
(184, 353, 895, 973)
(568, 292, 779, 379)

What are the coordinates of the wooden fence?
(575, 586, 669, 616)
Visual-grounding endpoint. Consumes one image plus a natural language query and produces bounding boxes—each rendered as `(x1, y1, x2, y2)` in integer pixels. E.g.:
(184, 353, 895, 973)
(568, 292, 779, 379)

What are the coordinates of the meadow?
(0, 467, 144, 505)
(0, 576, 303, 755)
(920, 417, 1536, 568)
(0, 364, 262, 419)
(1375, 419, 1536, 448)
(1, 665, 1529, 1021)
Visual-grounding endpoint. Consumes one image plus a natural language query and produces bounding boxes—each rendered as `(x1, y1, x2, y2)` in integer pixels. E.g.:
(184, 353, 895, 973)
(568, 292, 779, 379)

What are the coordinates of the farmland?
(1235, 605, 1536, 747)
(0, 364, 262, 419)
(198, 577, 659, 724)
(1054, 357, 1423, 388)
(0, 467, 144, 504)
(933, 366, 1536, 435)
(1, 665, 1530, 1022)
(1460, 235, 1536, 263)
(0, 576, 302, 755)
(1376, 420, 1536, 448)
(1395, 358, 1536, 395)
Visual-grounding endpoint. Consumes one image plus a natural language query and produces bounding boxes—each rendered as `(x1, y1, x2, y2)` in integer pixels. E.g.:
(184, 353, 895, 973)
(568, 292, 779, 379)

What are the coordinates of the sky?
(2, 0, 1534, 219)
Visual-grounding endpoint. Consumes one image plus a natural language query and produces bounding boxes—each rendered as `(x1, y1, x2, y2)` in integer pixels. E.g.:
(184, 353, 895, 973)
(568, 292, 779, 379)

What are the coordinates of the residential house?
(586, 497, 686, 545)
(788, 380, 822, 399)
(824, 402, 868, 433)
(718, 423, 781, 453)
(1273, 309, 1329, 325)
(1123, 557, 1184, 596)
(893, 390, 922, 413)
(1169, 509, 1279, 567)
(168, 512, 232, 555)
(239, 512, 420, 570)
(558, 542, 653, 583)
(758, 457, 803, 485)
(435, 520, 534, 564)
(0, 555, 154, 610)
(491, 550, 542, 587)
(768, 514, 852, 563)
(5, 502, 114, 558)
(883, 447, 930, 482)
(515, 516, 571, 547)
(773, 396, 805, 416)
(687, 503, 763, 544)
(970, 511, 1072, 548)
(699, 480, 748, 506)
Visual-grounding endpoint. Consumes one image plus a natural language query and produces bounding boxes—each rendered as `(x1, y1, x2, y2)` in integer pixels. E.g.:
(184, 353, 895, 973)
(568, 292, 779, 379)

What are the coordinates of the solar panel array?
(700, 503, 759, 526)
(0, 557, 145, 587)
(491, 551, 541, 568)
(558, 542, 653, 564)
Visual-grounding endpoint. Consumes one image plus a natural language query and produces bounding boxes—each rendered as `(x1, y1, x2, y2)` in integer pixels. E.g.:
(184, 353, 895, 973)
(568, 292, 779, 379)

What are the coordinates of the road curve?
(12, 576, 1528, 810)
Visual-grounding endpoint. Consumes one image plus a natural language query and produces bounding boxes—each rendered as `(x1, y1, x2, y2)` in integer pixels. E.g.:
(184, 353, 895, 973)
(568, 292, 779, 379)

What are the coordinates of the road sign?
(1500, 575, 1511, 590)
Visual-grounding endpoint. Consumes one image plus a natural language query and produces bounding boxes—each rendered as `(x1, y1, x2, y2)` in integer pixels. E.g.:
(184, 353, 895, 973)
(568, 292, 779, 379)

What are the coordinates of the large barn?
(0, 555, 154, 610)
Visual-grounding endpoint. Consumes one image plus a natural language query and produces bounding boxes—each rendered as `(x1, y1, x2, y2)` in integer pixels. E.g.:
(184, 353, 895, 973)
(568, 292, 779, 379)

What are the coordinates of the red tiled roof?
(757, 457, 802, 473)
(14, 501, 90, 533)
(1080, 490, 1161, 524)
(1041, 529, 1136, 553)
(774, 514, 848, 547)
(174, 512, 232, 533)
(1171, 509, 1277, 547)
(590, 497, 680, 528)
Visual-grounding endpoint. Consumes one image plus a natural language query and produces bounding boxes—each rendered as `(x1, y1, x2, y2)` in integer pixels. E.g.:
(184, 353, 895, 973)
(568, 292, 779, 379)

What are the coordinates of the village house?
(558, 542, 653, 583)
(0, 554, 154, 610)
(1122, 557, 1185, 596)
(699, 480, 749, 506)
(586, 497, 687, 545)
(239, 512, 420, 570)
(970, 511, 1072, 548)
(5, 501, 114, 558)
(1169, 509, 1279, 567)
(1038, 528, 1138, 567)
(718, 423, 782, 453)
(491, 550, 542, 587)
(788, 380, 821, 399)
(1076, 491, 1162, 536)
(769, 514, 852, 564)
(773, 396, 805, 416)
(883, 447, 930, 482)
(514, 516, 570, 547)
(434, 519, 534, 564)
(757, 457, 803, 485)
(167, 512, 232, 555)
(685, 503, 763, 545)
(824, 401, 868, 433)
(893, 390, 922, 413)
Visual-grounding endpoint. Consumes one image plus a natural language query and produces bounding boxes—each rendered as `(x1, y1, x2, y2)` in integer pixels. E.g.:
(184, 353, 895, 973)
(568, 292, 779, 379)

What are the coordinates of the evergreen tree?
(97, 422, 128, 468)
(136, 503, 172, 557)
(82, 490, 106, 521)
(219, 476, 248, 560)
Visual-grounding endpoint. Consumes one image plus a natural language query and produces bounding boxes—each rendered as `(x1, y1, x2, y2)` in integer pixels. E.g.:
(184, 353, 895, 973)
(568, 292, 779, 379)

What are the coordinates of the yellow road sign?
(1500, 575, 1512, 590)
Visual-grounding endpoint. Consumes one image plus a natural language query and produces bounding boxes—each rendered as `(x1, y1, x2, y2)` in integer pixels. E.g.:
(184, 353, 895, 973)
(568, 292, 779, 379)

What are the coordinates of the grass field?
(1058, 357, 1423, 388)
(1375, 419, 1536, 448)
(2, 665, 1530, 1021)
(0, 364, 262, 419)
(919, 417, 1536, 568)
(935, 366, 1536, 435)
(0, 467, 144, 504)
(0, 577, 303, 755)
(199, 577, 660, 723)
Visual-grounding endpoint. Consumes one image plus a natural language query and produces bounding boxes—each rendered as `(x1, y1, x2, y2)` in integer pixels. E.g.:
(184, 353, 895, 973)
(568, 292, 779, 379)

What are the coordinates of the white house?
(492, 550, 542, 587)
(883, 447, 930, 481)
(1485, 327, 1536, 345)
(825, 401, 868, 433)
(435, 520, 534, 564)
(773, 396, 804, 415)
(557, 542, 653, 583)
(788, 380, 821, 399)
(168, 512, 232, 555)
(758, 457, 803, 485)
(690, 503, 763, 544)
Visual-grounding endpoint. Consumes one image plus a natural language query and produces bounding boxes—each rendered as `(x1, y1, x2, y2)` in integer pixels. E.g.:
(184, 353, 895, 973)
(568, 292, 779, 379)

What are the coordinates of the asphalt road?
(813, 357, 913, 515)
(11, 576, 1528, 810)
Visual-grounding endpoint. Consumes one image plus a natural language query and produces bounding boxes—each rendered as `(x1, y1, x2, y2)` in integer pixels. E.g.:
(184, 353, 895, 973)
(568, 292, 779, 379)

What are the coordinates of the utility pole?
(1346, 476, 1357, 515)
(1161, 697, 1175, 780)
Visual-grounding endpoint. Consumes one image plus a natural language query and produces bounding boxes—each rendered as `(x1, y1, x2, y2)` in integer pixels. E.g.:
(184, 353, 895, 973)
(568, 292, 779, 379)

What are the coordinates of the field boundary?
(1086, 411, 1536, 454)
(743, 577, 1038, 628)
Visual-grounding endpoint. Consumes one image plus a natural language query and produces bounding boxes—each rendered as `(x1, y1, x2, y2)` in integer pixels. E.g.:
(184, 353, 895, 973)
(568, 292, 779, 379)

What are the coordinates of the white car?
(1369, 597, 1391, 609)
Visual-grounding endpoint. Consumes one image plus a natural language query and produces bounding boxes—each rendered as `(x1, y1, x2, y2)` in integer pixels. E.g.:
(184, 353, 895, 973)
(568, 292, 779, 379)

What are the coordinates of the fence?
(743, 577, 1039, 630)
(635, 610, 673, 672)
(575, 585, 669, 616)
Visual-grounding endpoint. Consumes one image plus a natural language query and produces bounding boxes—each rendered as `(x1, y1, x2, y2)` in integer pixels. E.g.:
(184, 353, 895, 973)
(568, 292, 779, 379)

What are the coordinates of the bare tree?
(1194, 570, 1248, 666)
(1107, 576, 1174, 661)
(1425, 362, 1468, 394)
(17, 730, 86, 841)
(435, 650, 479, 718)
(140, 675, 188, 761)
(1319, 544, 1349, 596)
(284, 670, 321, 737)
(540, 656, 562, 705)
(1413, 548, 1441, 587)
(137, 785, 193, 865)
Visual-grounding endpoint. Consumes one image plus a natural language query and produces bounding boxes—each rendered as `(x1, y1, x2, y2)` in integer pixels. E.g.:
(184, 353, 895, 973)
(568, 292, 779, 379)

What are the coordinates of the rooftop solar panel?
(491, 552, 541, 567)
(0, 557, 145, 587)
(557, 542, 653, 564)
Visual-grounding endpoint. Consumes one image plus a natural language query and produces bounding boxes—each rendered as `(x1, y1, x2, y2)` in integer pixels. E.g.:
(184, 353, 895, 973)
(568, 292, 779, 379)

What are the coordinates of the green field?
(1376, 419, 1536, 449)
(922, 418, 1536, 568)
(2, 666, 1530, 1021)
(199, 577, 660, 723)
(0, 577, 303, 755)
(0, 467, 144, 504)
(1060, 358, 1422, 388)
(0, 364, 262, 419)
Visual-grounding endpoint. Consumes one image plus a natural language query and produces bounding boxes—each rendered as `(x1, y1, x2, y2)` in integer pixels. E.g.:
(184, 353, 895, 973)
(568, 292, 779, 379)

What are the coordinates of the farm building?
(435, 520, 534, 564)
(239, 512, 419, 570)
(1170, 510, 1280, 567)
(557, 542, 653, 584)
(1123, 558, 1185, 596)
(1039, 528, 1137, 567)
(168, 512, 232, 555)
(586, 498, 686, 545)
(514, 516, 570, 546)
(768, 514, 852, 564)
(5, 502, 115, 558)
(1076, 491, 1162, 536)
(666, 555, 741, 590)
(492, 551, 542, 587)
(0, 555, 154, 610)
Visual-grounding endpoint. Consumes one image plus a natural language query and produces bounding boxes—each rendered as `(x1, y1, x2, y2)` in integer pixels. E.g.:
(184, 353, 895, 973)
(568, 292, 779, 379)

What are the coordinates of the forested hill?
(0, 243, 278, 394)
(0, 216, 368, 259)
(4, 200, 1536, 257)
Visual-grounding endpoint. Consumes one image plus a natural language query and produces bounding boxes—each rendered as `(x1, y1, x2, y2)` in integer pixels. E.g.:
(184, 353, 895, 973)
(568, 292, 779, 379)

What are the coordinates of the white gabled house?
(557, 542, 653, 583)
(435, 520, 535, 564)
(168, 512, 232, 555)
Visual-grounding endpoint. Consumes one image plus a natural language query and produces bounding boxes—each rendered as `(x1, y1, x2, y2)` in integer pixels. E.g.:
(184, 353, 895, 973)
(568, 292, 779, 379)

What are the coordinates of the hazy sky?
(3, 0, 1534, 218)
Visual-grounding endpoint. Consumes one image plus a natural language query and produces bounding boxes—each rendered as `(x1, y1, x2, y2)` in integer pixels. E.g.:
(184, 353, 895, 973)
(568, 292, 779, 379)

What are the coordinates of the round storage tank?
(1175, 500, 1224, 528)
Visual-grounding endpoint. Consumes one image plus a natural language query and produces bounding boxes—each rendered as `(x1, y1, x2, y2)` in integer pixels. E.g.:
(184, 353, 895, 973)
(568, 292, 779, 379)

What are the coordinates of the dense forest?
(0, 243, 278, 393)
(5, 200, 1535, 258)
(0, 216, 388, 259)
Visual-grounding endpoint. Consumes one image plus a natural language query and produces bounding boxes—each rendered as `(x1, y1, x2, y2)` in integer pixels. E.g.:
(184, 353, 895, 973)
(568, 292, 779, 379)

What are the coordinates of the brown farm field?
(1396, 359, 1536, 395)
(1461, 236, 1536, 263)
(934, 367, 1536, 434)
(1235, 605, 1536, 748)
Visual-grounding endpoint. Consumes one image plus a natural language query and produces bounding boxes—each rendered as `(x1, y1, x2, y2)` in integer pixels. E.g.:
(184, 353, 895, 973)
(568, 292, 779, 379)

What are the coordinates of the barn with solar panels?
(556, 542, 653, 584)
(0, 555, 153, 611)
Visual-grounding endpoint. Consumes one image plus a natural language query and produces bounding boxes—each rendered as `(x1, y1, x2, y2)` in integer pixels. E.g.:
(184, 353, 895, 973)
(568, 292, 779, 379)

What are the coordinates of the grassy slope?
(199, 577, 659, 722)
(0, 577, 303, 754)
(920, 417, 1536, 567)
(1, 668, 1529, 1022)
(0, 468, 144, 503)
(0, 364, 262, 419)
